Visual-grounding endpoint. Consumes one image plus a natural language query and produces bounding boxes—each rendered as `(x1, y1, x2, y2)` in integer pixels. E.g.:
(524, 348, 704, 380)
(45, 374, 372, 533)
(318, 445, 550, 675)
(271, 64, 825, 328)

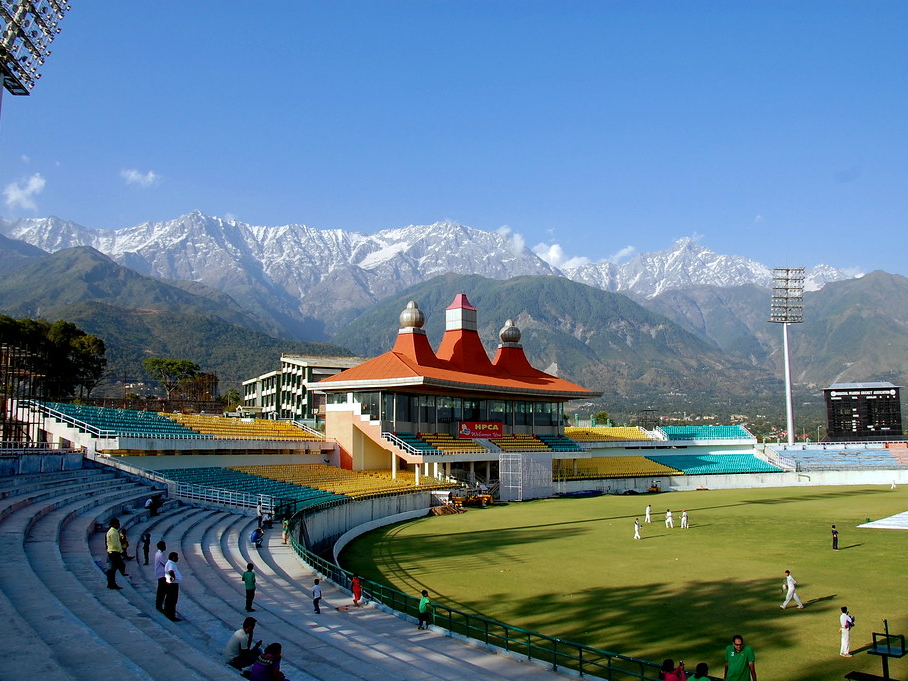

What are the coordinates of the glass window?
(395, 393, 412, 422)
(418, 395, 435, 425)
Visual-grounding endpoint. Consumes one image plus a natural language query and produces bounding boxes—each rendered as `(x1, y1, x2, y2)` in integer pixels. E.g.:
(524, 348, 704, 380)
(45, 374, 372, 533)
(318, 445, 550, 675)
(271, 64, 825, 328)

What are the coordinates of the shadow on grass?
(462, 577, 860, 681)
(803, 593, 838, 605)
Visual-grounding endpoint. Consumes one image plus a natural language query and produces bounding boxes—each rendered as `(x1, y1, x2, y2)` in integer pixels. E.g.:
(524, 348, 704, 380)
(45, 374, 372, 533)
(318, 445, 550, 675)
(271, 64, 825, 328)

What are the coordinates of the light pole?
(1, 1, 70, 128)
(769, 267, 805, 447)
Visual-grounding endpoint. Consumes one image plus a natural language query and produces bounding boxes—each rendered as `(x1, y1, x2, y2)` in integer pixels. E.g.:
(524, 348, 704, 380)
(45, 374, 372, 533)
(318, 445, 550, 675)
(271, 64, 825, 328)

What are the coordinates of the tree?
(142, 358, 201, 399)
(71, 334, 107, 398)
(220, 387, 242, 410)
(0, 316, 108, 401)
(593, 410, 611, 426)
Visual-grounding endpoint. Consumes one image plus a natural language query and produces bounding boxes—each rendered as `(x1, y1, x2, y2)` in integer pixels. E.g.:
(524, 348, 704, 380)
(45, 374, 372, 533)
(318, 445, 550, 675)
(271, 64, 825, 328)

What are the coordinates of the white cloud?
(606, 245, 636, 263)
(3, 173, 46, 211)
(496, 225, 526, 256)
(21, 155, 30, 164)
(532, 242, 591, 269)
(120, 168, 160, 187)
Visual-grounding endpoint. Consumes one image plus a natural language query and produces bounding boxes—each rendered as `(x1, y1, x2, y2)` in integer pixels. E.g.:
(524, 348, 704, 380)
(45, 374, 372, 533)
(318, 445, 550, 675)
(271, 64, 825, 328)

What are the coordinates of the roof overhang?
(307, 376, 599, 400)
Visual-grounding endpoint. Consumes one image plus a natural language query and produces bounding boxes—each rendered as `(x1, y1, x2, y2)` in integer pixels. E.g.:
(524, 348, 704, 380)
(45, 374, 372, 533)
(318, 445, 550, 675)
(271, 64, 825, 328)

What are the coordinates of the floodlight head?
(1, 0, 70, 95)
(769, 266, 806, 324)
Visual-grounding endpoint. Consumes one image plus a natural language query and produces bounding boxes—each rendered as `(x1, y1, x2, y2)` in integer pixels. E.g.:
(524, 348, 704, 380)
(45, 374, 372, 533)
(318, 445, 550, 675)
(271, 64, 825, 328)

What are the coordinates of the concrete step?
(0, 485, 161, 681)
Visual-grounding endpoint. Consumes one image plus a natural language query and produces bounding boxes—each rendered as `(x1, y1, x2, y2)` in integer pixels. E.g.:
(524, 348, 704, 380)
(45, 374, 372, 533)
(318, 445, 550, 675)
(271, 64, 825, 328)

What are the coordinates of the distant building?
(242, 355, 367, 420)
(824, 382, 903, 442)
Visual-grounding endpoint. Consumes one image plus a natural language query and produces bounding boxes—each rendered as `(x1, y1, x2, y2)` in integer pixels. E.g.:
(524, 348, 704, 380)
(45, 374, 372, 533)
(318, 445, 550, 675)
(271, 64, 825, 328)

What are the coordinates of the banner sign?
(458, 421, 502, 439)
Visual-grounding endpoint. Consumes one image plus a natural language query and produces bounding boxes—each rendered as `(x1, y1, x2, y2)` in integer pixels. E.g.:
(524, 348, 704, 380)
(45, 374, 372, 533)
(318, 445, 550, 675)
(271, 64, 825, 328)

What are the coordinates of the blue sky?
(1, 1, 905, 274)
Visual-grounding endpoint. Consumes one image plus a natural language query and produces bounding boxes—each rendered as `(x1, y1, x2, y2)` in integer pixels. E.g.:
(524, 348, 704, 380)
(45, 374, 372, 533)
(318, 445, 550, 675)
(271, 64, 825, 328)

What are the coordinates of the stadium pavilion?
(312, 294, 600, 499)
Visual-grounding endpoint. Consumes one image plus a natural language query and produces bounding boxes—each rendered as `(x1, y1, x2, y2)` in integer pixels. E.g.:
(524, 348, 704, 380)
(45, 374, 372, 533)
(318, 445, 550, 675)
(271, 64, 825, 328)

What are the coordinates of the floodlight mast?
(769, 267, 805, 446)
(0, 1, 70, 127)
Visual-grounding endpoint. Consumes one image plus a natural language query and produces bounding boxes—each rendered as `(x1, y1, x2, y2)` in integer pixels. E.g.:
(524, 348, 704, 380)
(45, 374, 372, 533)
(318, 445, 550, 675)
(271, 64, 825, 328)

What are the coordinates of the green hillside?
(0, 247, 351, 393)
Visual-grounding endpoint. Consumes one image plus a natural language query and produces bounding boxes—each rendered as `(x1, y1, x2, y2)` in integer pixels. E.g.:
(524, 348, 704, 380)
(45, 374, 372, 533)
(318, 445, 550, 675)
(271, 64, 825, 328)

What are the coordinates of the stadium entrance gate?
(499, 451, 553, 501)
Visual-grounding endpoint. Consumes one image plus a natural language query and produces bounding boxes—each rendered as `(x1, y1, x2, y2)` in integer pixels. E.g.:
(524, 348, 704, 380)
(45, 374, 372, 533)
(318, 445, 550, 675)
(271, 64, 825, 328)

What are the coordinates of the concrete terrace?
(0, 468, 570, 681)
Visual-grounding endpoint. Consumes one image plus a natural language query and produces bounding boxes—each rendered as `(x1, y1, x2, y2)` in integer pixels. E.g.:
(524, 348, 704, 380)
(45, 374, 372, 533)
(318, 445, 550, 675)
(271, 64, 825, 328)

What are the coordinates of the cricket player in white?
(781, 570, 804, 609)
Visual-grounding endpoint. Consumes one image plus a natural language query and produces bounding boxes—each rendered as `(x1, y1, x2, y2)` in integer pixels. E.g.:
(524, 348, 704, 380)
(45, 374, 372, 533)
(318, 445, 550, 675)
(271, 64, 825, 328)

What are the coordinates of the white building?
(243, 355, 367, 420)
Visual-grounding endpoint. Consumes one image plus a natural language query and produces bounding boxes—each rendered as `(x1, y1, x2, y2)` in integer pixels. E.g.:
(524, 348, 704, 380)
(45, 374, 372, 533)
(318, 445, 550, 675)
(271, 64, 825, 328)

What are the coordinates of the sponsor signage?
(459, 421, 502, 439)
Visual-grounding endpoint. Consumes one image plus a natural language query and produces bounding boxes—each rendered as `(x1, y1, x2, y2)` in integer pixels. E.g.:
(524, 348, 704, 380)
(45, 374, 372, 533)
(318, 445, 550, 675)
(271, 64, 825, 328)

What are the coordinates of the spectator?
(224, 616, 262, 670)
(262, 512, 273, 529)
(417, 589, 432, 630)
(658, 658, 686, 681)
(312, 578, 322, 614)
(145, 493, 163, 516)
(351, 573, 362, 607)
(141, 532, 151, 566)
(281, 518, 290, 545)
(248, 642, 286, 681)
(251, 527, 265, 549)
(119, 526, 133, 561)
(243, 562, 257, 612)
(689, 662, 710, 680)
(724, 634, 756, 681)
(153, 540, 167, 612)
(105, 517, 126, 589)
(163, 551, 182, 621)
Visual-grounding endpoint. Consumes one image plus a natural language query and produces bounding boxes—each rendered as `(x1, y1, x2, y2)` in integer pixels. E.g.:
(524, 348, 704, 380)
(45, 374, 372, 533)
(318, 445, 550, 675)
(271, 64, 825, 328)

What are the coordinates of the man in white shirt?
(681, 510, 689, 529)
(224, 616, 261, 669)
(153, 540, 167, 612)
(665, 509, 673, 528)
(839, 606, 854, 657)
(780, 569, 804, 609)
(163, 551, 183, 621)
(644, 505, 652, 523)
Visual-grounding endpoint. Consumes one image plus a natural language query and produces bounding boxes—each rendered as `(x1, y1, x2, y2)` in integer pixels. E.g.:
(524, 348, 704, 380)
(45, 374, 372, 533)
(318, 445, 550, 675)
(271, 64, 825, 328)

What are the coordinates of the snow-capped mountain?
(0, 211, 858, 338)
(563, 237, 853, 298)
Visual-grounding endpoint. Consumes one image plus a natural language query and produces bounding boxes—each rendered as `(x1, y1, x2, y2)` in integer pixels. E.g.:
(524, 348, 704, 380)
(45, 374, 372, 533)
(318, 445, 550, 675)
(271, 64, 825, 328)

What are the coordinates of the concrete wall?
(0, 452, 83, 477)
(555, 468, 908, 494)
(300, 492, 432, 554)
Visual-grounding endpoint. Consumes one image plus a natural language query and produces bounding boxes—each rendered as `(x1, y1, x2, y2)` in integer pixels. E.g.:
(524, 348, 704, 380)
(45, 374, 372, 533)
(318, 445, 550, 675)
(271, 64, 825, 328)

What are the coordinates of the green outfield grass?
(340, 484, 908, 681)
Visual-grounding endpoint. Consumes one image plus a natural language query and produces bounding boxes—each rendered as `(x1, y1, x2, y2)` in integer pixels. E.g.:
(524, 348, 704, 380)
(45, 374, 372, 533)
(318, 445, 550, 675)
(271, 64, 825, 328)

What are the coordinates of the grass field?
(340, 484, 908, 681)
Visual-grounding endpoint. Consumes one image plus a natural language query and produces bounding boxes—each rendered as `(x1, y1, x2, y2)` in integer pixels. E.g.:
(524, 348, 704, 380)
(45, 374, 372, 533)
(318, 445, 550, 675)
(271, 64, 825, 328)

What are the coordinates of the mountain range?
(1, 210, 905, 420)
(0, 211, 855, 340)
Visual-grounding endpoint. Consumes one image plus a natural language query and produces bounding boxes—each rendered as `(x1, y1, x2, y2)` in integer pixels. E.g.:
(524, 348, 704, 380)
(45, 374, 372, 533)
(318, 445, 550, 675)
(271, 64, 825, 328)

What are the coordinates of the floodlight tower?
(769, 267, 805, 446)
(0, 1, 70, 125)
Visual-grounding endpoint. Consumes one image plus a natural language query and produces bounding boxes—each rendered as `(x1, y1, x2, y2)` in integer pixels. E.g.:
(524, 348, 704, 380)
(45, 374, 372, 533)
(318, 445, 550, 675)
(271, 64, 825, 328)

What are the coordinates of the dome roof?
(499, 319, 521, 344)
(399, 300, 426, 329)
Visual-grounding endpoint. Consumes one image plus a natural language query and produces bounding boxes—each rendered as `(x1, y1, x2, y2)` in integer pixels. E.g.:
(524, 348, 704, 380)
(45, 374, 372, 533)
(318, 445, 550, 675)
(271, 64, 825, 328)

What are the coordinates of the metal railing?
(20, 400, 214, 440)
(381, 431, 438, 456)
(0, 441, 81, 453)
(289, 533, 675, 681)
(84, 451, 275, 514)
